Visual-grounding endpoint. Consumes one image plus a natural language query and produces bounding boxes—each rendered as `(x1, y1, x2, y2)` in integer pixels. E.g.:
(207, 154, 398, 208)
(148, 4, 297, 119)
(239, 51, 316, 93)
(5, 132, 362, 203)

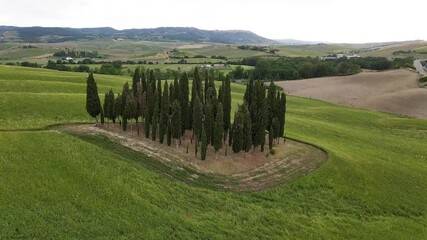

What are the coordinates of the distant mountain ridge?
(276, 39, 325, 45)
(0, 26, 276, 44)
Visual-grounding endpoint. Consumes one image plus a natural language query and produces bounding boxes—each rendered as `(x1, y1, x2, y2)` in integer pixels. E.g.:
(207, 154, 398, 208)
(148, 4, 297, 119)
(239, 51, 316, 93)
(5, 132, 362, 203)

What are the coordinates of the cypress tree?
(115, 93, 123, 125)
(132, 67, 140, 97)
(173, 76, 179, 104)
(204, 69, 209, 103)
(179, 72, 190, 130)
(272, 117, 280, 144)
(201, 124, 207, 160)
(279, 92, 287, 139)
(242, 104, 252, 154)
(192, 94, 203, 142)
(267, 79, 276, 130)
(85, 73, 101, 123)
(222, 75, 231, 140)
(107, 89, 115, 123)
(123, 93, 136, 132)
(103, 93, 109, 122)
(204, 101, 214, 145)
(166, 119, 172, 146)
(213, 103, 224, 158)
(269, 128, 274, 151)
(159, 81, 169, 144)
(232, 113, 243, 153)
(144, 106, 150, 138)
(190, 67, 203, 129)
(171, 100, 181, 148)
(157, 78, 162, 113)
(151, 114, 157, 141)
(121, 82, 130, 108)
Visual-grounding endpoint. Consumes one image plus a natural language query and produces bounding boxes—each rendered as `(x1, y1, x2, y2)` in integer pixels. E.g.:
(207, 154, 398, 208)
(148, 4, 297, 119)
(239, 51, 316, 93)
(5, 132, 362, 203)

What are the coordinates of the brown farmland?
(277, 69, 427, 119)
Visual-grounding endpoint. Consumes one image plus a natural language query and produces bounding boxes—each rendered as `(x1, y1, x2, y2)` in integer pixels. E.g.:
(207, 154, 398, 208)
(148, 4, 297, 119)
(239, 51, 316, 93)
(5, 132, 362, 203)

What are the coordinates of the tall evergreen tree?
(222, 75, 231, 140)
(171, 100, 181, 148)
(103, 93, 109, 122)
(232, 110, 243, 153)
(192, 94, 203, 142)
(132, 67, 140, 97)
(85, 73, 101, 123)
(151, 96, 159, 141)
(107, 89, 115, 123)
(179, 72, 190, 131)
(159, 81, 169, 144)
(144, 106, 150, 138)
(123, 93, 136, 132)
(267, 79, 276, 130)
(279, 92, 287, 139)
(201, 124, 207, 160)
(242, 104, 252, 153)
(115, 93, 123, 125)
(272, 116, 280, 144)
(190, 67, 203, 129)
(166, 119, 172, 146)
(213, 103, 224, 158)
(204, 101, 214, 145)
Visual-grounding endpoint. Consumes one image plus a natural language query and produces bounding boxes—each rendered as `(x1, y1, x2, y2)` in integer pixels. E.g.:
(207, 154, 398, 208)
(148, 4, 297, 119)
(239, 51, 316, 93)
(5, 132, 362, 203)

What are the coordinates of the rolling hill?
(0, 65, 427, 238)
(0, 26, 276, 44)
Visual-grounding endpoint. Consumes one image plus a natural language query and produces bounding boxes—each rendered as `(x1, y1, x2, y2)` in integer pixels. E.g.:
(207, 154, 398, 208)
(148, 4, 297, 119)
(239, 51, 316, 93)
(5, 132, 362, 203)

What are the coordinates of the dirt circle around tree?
(63, 123, 328, 191)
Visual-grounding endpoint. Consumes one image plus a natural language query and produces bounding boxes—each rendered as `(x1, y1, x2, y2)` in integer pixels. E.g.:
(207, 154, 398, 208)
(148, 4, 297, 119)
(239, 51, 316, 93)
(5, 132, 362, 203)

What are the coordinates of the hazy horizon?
(1, 0, 426, 43)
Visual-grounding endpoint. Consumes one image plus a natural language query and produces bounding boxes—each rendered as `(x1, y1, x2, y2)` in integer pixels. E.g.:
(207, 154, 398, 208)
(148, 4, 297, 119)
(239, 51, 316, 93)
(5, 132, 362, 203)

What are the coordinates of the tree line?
(86, 67, 287, 160)
(228, 56, 415, 81)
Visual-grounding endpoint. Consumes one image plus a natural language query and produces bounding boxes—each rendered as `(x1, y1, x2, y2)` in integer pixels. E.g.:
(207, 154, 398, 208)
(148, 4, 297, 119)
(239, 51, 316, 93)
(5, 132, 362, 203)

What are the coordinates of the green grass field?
(0, 65, 427, 238)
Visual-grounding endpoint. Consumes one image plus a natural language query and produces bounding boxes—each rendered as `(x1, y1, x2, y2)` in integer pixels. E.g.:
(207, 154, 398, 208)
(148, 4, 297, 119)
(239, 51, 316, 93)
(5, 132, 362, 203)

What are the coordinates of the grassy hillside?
(0, 65, 427, 238)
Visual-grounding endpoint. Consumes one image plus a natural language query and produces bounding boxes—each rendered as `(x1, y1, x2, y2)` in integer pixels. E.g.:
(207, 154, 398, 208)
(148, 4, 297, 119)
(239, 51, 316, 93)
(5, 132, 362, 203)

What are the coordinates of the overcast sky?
(1, 0, 426, 43)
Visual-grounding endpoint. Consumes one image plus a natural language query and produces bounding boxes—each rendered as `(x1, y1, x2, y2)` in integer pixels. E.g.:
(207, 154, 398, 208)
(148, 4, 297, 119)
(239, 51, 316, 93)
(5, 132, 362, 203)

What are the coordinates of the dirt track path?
(62, 124, 327, 192)
(277, 69, 427, 119)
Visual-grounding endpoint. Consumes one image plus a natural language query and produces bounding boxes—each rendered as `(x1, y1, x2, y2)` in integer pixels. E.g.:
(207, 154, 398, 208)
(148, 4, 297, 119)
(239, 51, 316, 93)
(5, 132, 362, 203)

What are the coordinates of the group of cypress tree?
(230, 79, 286, 155)
(86, 67, 286, 161)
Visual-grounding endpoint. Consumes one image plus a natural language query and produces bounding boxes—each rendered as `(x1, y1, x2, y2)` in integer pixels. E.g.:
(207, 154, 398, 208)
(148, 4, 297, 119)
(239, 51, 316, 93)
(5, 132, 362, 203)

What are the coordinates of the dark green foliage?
(266, 79, 276, 130)
(192, 94, 203, 142)
(222, 75, 231, 138)
(157, 78, 162, 112)
(171, 100, 181, 147)
(279, 92, 287, 138)
(201, 124, 207, 160)
(268, 129, 273, 151)
(242, 104, 252, 153)
(232, 109, 244, 153)
(123, 118, 127, 131)
(166, 120, 172, 146)
(123, 93, 137, 131)
(144, 106, 150, 138)
(132, 68, 140, 97)
(85, 73, 101, 121)
(213, 103, 224, 153)
(272, 117, 280, 142)
(121, 82, 130, 109)
(159, 82, 169, 144)
(104, 89, 115, 123)
(190, 67, 203, 129)
(151, 114, 157, 141)
(204, 101, 214, 145)
(114, 93, 123, 124)
(173, 76, 179, 104)
(179, 72, 190, 130)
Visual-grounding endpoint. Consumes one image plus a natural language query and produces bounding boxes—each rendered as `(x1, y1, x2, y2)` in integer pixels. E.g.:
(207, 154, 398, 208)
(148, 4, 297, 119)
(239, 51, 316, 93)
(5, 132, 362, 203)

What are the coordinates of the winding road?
(414, 59, 427, 76)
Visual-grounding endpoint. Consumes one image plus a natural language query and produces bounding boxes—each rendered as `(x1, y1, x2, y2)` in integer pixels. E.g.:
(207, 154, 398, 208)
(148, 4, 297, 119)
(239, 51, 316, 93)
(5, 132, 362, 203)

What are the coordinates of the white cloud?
(0, 0, 425, 43)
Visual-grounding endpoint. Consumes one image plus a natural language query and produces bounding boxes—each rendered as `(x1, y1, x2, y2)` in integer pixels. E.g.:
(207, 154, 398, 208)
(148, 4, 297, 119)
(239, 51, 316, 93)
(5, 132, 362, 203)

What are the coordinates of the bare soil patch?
(63, 124, 327, 191)
(277, 69, 427, 119)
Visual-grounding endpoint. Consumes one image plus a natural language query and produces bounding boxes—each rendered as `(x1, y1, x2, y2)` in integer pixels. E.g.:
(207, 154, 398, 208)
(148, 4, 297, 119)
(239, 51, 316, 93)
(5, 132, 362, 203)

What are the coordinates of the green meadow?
(0, 65, 426, 239)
